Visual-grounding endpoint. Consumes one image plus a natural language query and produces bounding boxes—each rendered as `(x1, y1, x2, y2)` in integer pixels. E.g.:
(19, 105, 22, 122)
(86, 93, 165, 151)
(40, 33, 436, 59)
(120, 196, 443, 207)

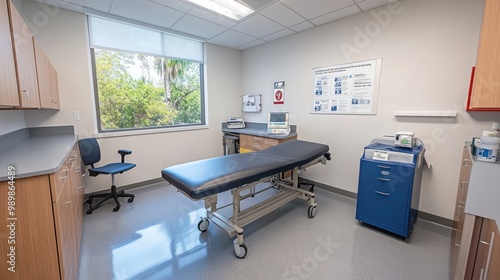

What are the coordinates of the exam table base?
(197, 164, 318, 259)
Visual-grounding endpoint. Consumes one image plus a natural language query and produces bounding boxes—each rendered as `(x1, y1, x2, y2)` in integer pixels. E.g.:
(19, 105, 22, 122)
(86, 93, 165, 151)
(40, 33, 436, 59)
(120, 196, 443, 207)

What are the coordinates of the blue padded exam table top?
(161, 140, 330, 199)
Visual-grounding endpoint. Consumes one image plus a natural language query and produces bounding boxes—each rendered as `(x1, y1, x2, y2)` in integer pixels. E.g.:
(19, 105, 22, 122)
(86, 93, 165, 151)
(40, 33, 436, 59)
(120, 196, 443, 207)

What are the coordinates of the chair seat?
(89, 163, 136, 175)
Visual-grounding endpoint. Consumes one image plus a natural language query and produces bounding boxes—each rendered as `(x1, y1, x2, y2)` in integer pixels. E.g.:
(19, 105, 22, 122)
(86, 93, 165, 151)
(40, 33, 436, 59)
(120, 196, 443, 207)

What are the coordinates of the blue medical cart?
(355, 141, 424, 239)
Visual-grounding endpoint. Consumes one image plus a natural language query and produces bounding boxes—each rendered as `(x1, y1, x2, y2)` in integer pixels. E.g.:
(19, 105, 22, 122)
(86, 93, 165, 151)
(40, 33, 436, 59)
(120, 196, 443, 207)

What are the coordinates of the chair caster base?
(113, 206, 120, 212)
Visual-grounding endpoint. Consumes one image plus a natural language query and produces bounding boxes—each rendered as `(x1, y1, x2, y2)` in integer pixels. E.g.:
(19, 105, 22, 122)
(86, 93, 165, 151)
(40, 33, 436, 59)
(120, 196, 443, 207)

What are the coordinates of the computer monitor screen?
(267, 112, 289, 128)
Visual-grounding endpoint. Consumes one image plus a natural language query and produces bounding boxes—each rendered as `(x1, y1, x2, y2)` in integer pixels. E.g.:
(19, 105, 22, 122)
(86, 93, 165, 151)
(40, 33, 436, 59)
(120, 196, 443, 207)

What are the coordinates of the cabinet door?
(8, 0, 40, 108)
(0, 176, 60, 280)
(468, 0, 500, 110)
(68, 144, 84, 257)
(49, 61, 60, 109)
(473, 219, 500, 280)
(0, 0, 19, 106)
(54, 184, 78, 280)
(33, 39, 53, 108)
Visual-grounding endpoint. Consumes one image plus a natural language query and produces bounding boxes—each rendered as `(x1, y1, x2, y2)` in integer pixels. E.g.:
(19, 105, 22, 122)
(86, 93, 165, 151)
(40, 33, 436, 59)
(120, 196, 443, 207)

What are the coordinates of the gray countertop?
(0, 126, 77, 181)
(222, 122, 297, 139)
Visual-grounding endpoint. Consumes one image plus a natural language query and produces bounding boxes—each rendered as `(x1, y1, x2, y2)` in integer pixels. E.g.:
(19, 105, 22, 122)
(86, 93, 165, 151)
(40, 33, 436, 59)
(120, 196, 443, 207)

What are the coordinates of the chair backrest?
(78, 138, 101, 166)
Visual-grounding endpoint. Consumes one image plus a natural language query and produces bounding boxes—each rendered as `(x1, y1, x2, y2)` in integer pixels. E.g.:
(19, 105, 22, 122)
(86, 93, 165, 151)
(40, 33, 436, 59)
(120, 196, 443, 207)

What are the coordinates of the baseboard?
(86, 176, 453, 228)
(85, 177, 164, 196)
(299, 177, 453, 228)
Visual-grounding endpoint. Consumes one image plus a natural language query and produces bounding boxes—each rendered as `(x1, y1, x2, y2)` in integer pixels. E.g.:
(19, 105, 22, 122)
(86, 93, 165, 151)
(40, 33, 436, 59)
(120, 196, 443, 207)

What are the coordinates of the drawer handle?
(463, 159, 472, 167)
(377, 177, 391, 182)
(377, 165, 391, 169)
(381, 171, 390, 176)
(460, 182, 468, 189)
(375, 191, 390, 196)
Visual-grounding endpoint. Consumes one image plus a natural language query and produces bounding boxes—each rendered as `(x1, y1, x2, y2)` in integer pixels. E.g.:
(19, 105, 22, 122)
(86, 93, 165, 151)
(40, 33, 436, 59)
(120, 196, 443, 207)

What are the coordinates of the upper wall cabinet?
(0, 0, 19, 107)
(467, 0, 500, 111)
(0, 0, 60, 110)
(8, 0, 40, 108)
(34, 39, 60, 109)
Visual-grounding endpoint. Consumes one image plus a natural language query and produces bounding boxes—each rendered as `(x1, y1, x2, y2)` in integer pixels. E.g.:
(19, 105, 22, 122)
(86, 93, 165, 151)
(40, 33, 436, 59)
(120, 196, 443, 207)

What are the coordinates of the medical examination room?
(1, 0, 500, 279)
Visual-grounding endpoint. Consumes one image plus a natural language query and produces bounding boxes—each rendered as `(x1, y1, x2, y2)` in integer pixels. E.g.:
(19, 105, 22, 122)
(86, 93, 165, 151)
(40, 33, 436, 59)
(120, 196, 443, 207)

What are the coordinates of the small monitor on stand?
(267, 112, 290, 135)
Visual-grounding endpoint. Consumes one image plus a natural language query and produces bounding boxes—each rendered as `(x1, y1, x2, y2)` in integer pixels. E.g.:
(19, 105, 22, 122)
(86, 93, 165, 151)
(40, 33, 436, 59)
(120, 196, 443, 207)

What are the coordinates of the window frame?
(87, 17, 207, 135)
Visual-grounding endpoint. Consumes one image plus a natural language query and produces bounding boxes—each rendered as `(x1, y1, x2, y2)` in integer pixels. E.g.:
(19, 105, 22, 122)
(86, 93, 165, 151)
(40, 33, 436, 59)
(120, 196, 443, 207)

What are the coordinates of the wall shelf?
(394, 111, 457, 118)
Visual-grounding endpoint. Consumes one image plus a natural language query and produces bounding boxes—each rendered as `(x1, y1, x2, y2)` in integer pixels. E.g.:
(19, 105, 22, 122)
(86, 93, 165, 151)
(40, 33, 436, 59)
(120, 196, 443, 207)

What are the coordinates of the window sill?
(94, 124, 209, 139)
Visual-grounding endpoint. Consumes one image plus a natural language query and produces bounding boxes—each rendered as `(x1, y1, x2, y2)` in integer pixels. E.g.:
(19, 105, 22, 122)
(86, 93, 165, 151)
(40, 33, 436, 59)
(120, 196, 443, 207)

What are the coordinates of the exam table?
(161, 140, 331, 258)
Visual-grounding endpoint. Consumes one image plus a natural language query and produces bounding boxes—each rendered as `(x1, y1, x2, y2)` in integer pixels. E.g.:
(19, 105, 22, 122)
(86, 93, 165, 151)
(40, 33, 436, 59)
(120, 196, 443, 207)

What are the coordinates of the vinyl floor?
(78, 182, 452, 280)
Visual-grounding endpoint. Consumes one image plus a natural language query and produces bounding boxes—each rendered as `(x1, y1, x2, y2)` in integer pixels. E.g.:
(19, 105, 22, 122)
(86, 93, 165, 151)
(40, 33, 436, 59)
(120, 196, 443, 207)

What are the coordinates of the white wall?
(19, 0, 242, 193)
(240, 0, 500, 220)
(0, 111, 26, 134)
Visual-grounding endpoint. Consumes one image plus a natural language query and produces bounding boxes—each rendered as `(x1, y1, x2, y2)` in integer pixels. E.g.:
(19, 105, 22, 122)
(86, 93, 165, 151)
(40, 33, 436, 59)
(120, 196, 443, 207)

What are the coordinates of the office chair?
(78, 138, 136, 214)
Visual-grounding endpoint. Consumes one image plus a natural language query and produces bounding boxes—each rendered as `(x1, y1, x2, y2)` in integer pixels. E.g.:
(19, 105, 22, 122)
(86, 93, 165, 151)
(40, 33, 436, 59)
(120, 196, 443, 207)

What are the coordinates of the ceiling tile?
(238, 0, 278, 10)
(290, 21, 315, 32)
(188, 7, 238, 28)
(172, 14, 227, 39)
(208, 29, 257, 49)
(233, 14, 285, 38)
(149, 0, 193, 13)
(236, 39, 266, 50)
(31, 0, 84, 13)
(357, 0, 399, 11)
(61, 0, 111, 12)
(282, 0, 354, 20)
(260, 3, 305, 27)
(110, 0, 184, 28)
(262, 28, 295, 42)
(310, 4, 361, 26)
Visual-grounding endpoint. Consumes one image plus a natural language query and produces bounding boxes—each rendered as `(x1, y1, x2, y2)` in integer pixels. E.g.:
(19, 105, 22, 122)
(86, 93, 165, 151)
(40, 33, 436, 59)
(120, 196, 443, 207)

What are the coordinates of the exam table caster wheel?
(127, 197, 134, 203)
(198, 218, 209, 232)
(233, 240, 248, 259)
(113, 206, 120, 212)
(86, 208, 93, 215)
(308, 205, 317, 218)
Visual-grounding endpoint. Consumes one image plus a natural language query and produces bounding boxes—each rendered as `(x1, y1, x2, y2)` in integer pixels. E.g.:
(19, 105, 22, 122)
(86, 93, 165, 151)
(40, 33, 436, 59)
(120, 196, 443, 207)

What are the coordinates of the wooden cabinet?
(452, 144, 500, 280)
(8, 0, 40, 108)
(472, 219, 500, 280)
(34, 39, 60, 109)
(0, 0, 60, 109)
(0, 0, 19, 106)
(451, 144, 475, 278)
(467, 0, 500, 110)
(239, 134, 297, 153)
(0, 143, 84, 280)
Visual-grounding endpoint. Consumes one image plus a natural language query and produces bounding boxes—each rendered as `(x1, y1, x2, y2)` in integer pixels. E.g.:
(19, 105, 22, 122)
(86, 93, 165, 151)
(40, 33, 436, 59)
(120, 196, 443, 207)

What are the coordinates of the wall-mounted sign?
(312, 59, 382, 115)
(274, 81, 285, 104)
(242, 94, 261, 112)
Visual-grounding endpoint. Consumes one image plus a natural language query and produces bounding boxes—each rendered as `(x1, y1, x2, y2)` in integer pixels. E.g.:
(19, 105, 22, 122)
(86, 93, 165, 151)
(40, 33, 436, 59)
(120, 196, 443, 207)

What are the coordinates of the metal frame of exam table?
(180, 155, 328, 259)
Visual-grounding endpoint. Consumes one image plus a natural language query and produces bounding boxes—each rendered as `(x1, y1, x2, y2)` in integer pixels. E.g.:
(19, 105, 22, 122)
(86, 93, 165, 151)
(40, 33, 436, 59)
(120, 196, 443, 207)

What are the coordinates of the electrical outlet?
(73, 111, 80, 121)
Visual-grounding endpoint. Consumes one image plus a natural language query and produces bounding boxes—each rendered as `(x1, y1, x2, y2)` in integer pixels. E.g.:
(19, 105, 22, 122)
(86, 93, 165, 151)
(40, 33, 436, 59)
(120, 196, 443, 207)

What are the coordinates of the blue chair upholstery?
(78, 138, 136, 214)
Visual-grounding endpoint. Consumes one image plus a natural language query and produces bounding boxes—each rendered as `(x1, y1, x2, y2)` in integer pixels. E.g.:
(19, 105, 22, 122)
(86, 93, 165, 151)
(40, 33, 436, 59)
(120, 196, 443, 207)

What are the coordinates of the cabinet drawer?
(360, 170, 411, 191)
(356, 194, 408, 236)
(361, 160, 415, 177)
(358, 182, 409, 206)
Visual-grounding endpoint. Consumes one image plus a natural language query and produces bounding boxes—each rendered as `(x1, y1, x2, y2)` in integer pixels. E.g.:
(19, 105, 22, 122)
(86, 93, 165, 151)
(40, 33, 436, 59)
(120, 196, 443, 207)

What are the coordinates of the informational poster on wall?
(312, 59, 382, 115)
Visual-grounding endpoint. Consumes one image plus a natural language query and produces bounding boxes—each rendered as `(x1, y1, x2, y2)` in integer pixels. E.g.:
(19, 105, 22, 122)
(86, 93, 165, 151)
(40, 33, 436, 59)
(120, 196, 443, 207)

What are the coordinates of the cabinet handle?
(22, 89, 29, 101)
(81, 173, 86, 178)
(377, 177, 391, 182)
(375, 191, 390, 196)
(460, 182, 468, 189)
(59, 169, 69, 179)
(463, 159, 472, 167)
(377, 165, 391, 169)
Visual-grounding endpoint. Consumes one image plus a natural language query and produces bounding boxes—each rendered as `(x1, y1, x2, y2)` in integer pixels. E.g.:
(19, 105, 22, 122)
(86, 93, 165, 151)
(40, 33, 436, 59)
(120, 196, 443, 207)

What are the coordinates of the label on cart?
(372, 150, 389, 161)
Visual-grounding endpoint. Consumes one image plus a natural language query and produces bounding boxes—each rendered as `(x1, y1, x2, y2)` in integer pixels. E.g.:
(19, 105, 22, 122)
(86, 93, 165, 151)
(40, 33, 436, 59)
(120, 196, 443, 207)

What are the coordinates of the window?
(88, 16, 205, 132)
